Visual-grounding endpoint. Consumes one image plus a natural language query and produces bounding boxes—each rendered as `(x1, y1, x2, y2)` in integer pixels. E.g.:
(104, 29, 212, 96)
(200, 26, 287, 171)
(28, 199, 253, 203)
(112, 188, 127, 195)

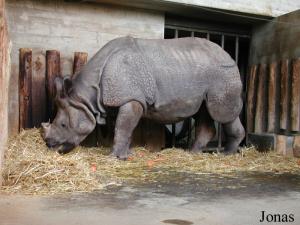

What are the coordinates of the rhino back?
(135, 37, 237, 92)
(138, 38, 242, 123)
(136, 38, 242, 123)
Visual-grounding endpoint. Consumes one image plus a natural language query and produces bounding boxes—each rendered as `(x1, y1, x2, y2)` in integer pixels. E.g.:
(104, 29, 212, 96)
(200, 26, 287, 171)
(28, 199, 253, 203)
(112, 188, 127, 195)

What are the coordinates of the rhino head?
(42, 76, 96, 154)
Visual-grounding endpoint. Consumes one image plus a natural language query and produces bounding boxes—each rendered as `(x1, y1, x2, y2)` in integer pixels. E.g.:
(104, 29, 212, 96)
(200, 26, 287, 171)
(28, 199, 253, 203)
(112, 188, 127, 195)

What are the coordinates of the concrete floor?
(1, 172, 300, 225)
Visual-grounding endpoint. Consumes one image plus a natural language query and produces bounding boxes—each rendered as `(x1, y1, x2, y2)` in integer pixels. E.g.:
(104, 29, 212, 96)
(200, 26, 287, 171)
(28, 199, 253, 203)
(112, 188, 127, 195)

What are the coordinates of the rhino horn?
(41, 122, 51, 138)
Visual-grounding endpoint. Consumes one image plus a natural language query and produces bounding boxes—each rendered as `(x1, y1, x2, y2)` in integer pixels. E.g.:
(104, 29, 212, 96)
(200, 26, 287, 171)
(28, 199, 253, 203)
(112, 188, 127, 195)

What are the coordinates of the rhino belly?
(144, 96, 203, 124)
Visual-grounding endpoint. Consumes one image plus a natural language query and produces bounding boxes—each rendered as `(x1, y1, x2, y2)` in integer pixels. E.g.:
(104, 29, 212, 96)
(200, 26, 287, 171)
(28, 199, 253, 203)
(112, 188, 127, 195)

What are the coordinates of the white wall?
(160, 0, 300, 17)
(6, 0, 165, 134)
(89, 0, 300, 17)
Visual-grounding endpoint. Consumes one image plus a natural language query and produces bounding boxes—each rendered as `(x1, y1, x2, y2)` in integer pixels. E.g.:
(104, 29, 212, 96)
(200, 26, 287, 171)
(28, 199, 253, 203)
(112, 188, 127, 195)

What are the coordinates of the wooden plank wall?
(46, 50, 61, 122)
(19, 49, 91, 129)
(18, 49, 165, 151)
(247, 58, 300, 134)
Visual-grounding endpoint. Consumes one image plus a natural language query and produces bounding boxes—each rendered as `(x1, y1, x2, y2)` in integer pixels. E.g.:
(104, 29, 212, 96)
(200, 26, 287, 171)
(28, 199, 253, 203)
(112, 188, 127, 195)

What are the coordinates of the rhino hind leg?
(222, 117, 245, 154)
(111, 101, 143, 160)
(191, 104, 216, 152)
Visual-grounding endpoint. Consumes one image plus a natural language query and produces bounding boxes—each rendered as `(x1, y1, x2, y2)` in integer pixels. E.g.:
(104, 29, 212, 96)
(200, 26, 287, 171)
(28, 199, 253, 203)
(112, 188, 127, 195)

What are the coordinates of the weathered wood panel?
(19, 48, 32, 129)
(32, 51, 46, 127)
(290, 58, 300, 131)
(131, 120, 145, 147)
(246, 65, 258, 133)
(254, 64, 267, 133)
(46, 50, 61, 121)
(293, 136, 300, 158)
(279, 59, 289, 130)
(143, 119, 165, 152)
(73, 52, 88, 76)
(267, 62, 277, 132)
(275, 135, 295, 157)
(0, 0, 10, 185)
(96, 116, 115, 147)
(249, 59, 300, 135)
(275, 135, 286, 155)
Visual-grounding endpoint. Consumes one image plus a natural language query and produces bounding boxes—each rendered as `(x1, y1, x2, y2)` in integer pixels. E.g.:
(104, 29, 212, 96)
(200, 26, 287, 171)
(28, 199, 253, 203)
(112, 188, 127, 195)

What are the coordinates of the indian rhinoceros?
(42, 36, 245, 159)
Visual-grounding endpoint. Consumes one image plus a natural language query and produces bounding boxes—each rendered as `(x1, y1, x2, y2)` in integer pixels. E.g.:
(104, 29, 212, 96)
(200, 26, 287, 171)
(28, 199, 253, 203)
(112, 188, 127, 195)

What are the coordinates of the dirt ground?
(1, 172, 300, 225)
(1, 129, 300, 224)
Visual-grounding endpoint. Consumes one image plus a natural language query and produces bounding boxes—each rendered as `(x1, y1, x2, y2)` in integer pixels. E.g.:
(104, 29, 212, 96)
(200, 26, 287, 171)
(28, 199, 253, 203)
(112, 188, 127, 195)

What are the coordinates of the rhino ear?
(63, 76, 73, 96)
(54, 76, 64, 98)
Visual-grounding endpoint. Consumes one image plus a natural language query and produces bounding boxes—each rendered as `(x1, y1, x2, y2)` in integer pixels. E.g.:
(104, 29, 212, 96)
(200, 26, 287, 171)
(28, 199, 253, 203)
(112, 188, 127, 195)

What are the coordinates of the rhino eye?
(61, 123, 66, 128)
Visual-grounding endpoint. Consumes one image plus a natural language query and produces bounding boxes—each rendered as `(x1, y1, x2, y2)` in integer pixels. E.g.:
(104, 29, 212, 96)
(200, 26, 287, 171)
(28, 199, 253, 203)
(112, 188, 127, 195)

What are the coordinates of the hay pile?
(1, 129, 300, 195)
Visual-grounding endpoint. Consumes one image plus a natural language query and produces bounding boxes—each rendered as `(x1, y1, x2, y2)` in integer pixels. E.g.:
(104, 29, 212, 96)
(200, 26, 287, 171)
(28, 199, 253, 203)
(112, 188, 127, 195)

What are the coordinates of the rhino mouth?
(57, 143, 75, 154)
(47, 142, 75, 155)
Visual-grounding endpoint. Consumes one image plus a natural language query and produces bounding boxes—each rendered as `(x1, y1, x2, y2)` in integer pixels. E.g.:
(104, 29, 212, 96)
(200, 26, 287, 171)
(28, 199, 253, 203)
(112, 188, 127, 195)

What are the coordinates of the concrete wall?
(6, 0, 164, 135)
(89, 0, 300, 18)
(165, 0, 300, 17)
(0, 0, 10, 184)
(249, 10, 300, 65)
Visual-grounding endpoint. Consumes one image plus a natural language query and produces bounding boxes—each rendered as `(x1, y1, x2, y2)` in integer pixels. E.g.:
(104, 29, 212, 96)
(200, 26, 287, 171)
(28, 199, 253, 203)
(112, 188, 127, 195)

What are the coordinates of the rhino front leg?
(111, 101, 143, 160)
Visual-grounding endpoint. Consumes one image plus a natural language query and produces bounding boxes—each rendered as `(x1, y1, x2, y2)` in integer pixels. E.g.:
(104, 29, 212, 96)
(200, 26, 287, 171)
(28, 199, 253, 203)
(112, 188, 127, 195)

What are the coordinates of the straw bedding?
(1, 129, 300, 195)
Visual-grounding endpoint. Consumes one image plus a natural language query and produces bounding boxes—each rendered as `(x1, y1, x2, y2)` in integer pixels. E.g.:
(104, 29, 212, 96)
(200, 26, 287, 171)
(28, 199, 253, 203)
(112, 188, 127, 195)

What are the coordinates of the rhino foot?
(191, 148, 204, 153)
(222, 149, 238, 155)
(110, 148, 132, 160)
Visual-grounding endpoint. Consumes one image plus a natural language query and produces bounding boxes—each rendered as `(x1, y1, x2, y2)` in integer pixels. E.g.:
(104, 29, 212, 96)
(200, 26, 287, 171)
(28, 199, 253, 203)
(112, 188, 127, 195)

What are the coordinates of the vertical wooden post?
(32, 52, 47, 127)
(0, 0, 10, 186)
(46, 50, 61, 121)
(72, 52, 88, 76)
(290, 58, 300, 132)
(254, 64, 266, 133)
(280, 59, 289, 130)
(267, 62, 277, 132)
(246, 65, 257, 133)
(293, 136, 300, 158)
(19, 48, 32, 130)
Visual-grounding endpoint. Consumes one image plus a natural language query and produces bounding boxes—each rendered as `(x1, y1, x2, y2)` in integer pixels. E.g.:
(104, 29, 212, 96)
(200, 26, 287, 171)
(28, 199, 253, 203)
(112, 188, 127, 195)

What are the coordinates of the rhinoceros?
(42, 36, 245, 159)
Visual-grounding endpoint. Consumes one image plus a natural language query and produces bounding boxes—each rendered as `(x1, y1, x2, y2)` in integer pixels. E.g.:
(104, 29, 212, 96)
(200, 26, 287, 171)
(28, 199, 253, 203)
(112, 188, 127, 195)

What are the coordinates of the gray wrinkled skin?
(42, 36, 245, 159)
